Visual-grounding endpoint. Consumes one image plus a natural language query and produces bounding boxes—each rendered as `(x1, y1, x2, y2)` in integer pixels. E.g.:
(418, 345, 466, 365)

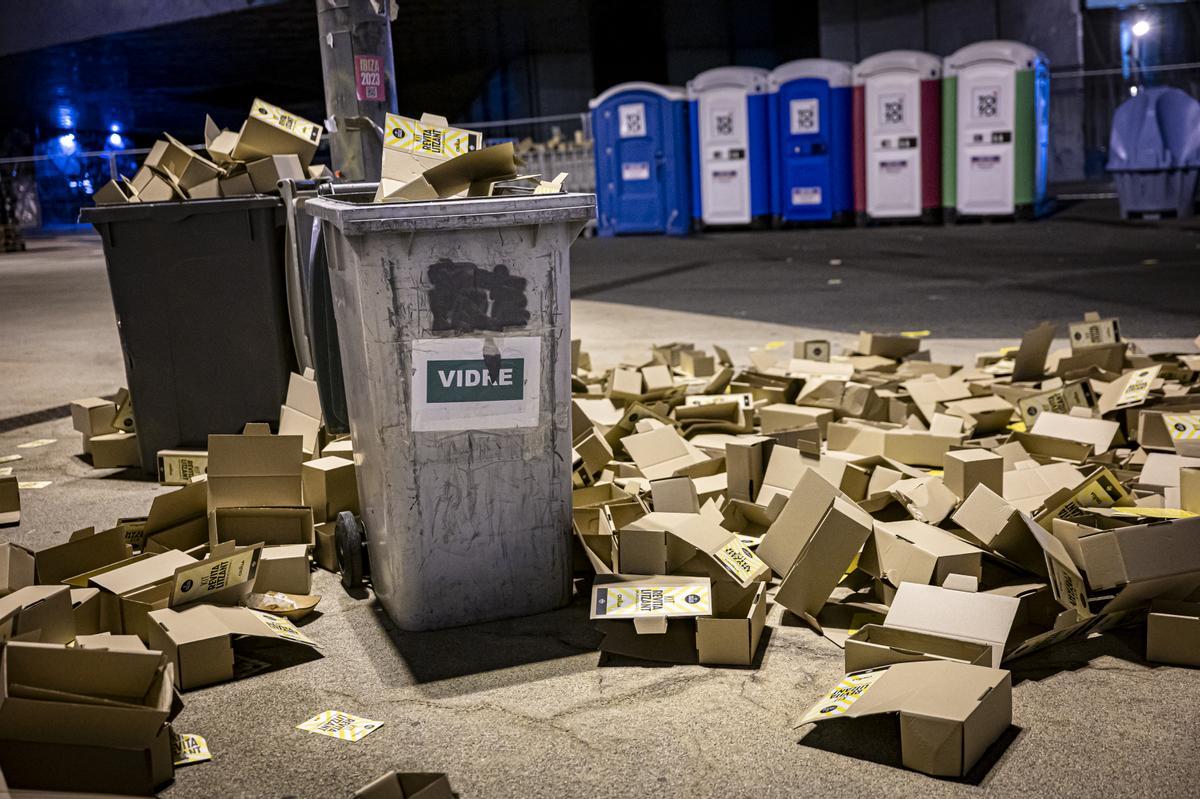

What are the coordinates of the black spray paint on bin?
(427, 259, 530, 334)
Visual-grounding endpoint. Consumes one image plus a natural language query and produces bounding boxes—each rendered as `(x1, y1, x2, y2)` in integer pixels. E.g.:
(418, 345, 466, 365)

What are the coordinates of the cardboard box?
(941, 395, 1014, 435)
(156, 449, 208, 486)
(844, 624, 995, 672)
(147, 603, 320, 689)
(1002, 462, 1081, 513)
(247, 154, 307, 193)
(70, 396, 117, 436)
(887, 476, 958, 525)
(207, 423, 304, 510)
(143, 478, 209, 555)
(0, 586, 75, 644)
(204, 114, 240, 164)
(87, 549, 197, 639)
(759, 404, 832, 436)
(0, 641, 177, 751)
(323, 437, 354, 458)
(70, 587, 104, 636)
(622, 425, 715, 481)
(861, 520, 985, 595)
(220, 169, 256, 197)
(0, 715, 173, 796)
(799, 661, 1011, 778)
(620, 512, 769, 588)
(90, 431, 140, 468)
(944, 449, 1003, 500)
(314, 520, 338, 572)
(75, 632, 148, 651)
(93, 177, 136, 204)
(1069, 515, 1200, 593)
(353, 771, 455, 799)
(185, 176, 222, 199)
(158, 133, 223, 190)
(302, 455, 359, 523)
(0, 543, 34, 595)
(252, 544, 312, 594)
(34, 525, 131, 585)
(759, 470, 874, 626)
(210, 506, 315, 548)
(233, 98, 322, 166)
(1031, 412, 1120, 454)
(858, 332, 921, 360)
(135, 171, 180, 202)
(951, 486, 1048, 575)
(1146, 600, 1200, 667)
(375, 112, 483, 200)
(0, 476, 19, 526)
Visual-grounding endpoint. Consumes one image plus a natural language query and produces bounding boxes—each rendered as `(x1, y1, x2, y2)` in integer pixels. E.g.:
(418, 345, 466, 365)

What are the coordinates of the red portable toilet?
(852, 50, 942, 224)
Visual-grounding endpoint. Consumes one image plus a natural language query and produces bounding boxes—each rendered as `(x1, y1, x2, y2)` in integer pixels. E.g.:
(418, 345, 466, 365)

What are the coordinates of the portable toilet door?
(590, 82, 691, 236)
(687, 67, 771, 228)
(768, 59, 854, 224)
(852, 51, 943, 223)
(943, 41, 1050, 221)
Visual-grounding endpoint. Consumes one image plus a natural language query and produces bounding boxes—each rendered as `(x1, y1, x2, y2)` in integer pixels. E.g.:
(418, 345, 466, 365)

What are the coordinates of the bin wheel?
(335, 511, 368, 591)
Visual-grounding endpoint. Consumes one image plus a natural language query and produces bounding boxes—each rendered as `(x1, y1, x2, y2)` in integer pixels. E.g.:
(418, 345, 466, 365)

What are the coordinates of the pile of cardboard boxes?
(2, 370, 360, 794)
(570, 314, 1200, 776)
(93, 98, 329, 205)
(70, 388, 138, 468)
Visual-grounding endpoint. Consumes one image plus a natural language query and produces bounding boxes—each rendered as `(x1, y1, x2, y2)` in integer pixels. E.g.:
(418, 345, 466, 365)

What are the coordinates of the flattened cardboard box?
(148, 603, 320, 690)
(799, 661, 1011, 778)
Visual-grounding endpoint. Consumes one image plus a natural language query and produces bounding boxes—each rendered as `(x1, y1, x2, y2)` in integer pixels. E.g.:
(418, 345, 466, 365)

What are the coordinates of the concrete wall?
(818, 0, 1085, 182)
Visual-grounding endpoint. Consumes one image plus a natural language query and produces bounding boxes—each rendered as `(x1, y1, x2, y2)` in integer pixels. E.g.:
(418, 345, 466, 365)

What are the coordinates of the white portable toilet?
(943, 40, 1050, 220)
(852, 51, 943, 223)
(686, 66, 772, 228)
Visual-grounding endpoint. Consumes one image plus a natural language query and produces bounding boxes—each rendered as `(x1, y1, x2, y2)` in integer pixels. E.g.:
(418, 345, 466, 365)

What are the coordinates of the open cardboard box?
(757, 469, 874, 628)
(618, 512, 769, 588)
(0, 585, 75, 644)
(148, 603, 320, 690)
(844, 625, 994, 672)
(0, 542, 34, 595)
(860, 520, 986, 602)
(353, 771, 455, 799)
(799, 660, 1011, 778)
(1146, 599, 1200, 667)
(143, 477, 209, 555)
(34, 525, 131, 586)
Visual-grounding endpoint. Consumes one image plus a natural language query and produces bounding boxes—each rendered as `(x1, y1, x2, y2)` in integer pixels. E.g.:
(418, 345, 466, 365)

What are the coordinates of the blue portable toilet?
(686, 67, 771, 228)
(768, 60, 854, 224)
(590, 82, 691, 236)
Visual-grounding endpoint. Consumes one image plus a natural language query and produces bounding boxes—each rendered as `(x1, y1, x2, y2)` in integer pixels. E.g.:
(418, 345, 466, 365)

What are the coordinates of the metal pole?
(316, 0, 398, 181)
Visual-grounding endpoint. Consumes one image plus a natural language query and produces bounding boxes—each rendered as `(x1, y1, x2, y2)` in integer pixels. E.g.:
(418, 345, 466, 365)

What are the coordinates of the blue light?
(110, 122, 121, 133)
(58, 132, 77, 154)
(56, 103, 75, 129)
(109, 132, 123, 146)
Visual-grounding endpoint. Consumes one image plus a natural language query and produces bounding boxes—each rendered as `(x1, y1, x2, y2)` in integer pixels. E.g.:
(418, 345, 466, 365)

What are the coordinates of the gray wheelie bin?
(305, 189, 596, 631)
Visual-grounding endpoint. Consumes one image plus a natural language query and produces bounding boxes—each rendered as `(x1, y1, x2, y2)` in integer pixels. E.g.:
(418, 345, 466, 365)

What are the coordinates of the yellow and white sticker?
(712, 541, 766, 586)
(18, 481, 51, 489)
(1164, 415, 1200, 442)
(1109, 506, 1197, 520)
(297, 711, 383, 742)
(0, 454, 21, 464)
(801, 668, 888, 723)
(0, 467, 10, 477)
(592, 582, 711, 619)
(173, 733, 212, 766)
(383, 113, 481, 159)
(1109, 365, 1161, 410)
(16, 439, 56, 449)
(249, 98, 321, 144)
(171, 548, 259, 606)
(251, 609, 319, 647)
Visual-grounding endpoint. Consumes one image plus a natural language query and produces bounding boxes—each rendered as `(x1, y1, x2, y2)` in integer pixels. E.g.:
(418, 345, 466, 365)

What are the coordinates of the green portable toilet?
(943, 41, 1050, 221)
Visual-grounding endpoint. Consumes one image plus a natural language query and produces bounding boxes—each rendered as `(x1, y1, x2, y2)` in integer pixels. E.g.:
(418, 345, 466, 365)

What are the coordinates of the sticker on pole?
(411, 337, 542, 432)
(354, 54, 384, 102)
(297, 711, 384, 741)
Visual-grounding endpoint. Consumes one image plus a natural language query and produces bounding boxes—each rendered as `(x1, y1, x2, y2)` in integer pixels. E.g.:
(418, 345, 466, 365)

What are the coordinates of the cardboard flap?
(169, 543, 262, 607)
(88, 550, 197, 596)
(757, 469, 839, 575)
(145, 479, 207, 533)
(633, 616, 669, 635)
(884, 583, 1020, 666)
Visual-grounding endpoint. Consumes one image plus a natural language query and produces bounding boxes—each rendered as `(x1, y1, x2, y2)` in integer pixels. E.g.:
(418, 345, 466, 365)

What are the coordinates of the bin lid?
(1107, 86, 1200, 172)
(589, 82, 686, 109)
(768, 59, 853, 91)
(852, 50, 942, 84)
(687, 66, 769, 98)
(943, 40, 1046, 75)
(305, 191, 597, 236)
(79, 195, 282, 225)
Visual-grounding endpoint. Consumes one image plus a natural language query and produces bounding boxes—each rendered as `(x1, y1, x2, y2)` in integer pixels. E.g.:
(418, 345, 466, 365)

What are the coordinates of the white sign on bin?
(410, 336, 542, 431)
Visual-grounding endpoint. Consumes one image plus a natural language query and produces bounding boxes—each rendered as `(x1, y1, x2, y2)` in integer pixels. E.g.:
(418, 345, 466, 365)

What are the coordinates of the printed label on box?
(1069, 318, 1120, 349)
(592, 583, 711, 619)
(801, 668, 887, 722)
(411, 337, 542, 432)
(171, 549, 258, 606)
(250, 99, 321, 144)
(383, 113, 480, 158)
(712, 540, 767, 585)
(251, 609, 319, 647)
(297, 710, 384, 741)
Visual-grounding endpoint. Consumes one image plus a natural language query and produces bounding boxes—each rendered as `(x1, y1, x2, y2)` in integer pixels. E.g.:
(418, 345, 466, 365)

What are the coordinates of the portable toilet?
(686, 66, 772, 228)
(852, 51, 943, 223)
(590, 82, 691, 236)
(768, 59, 854, 224)
(943, 41, 1050, 221)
